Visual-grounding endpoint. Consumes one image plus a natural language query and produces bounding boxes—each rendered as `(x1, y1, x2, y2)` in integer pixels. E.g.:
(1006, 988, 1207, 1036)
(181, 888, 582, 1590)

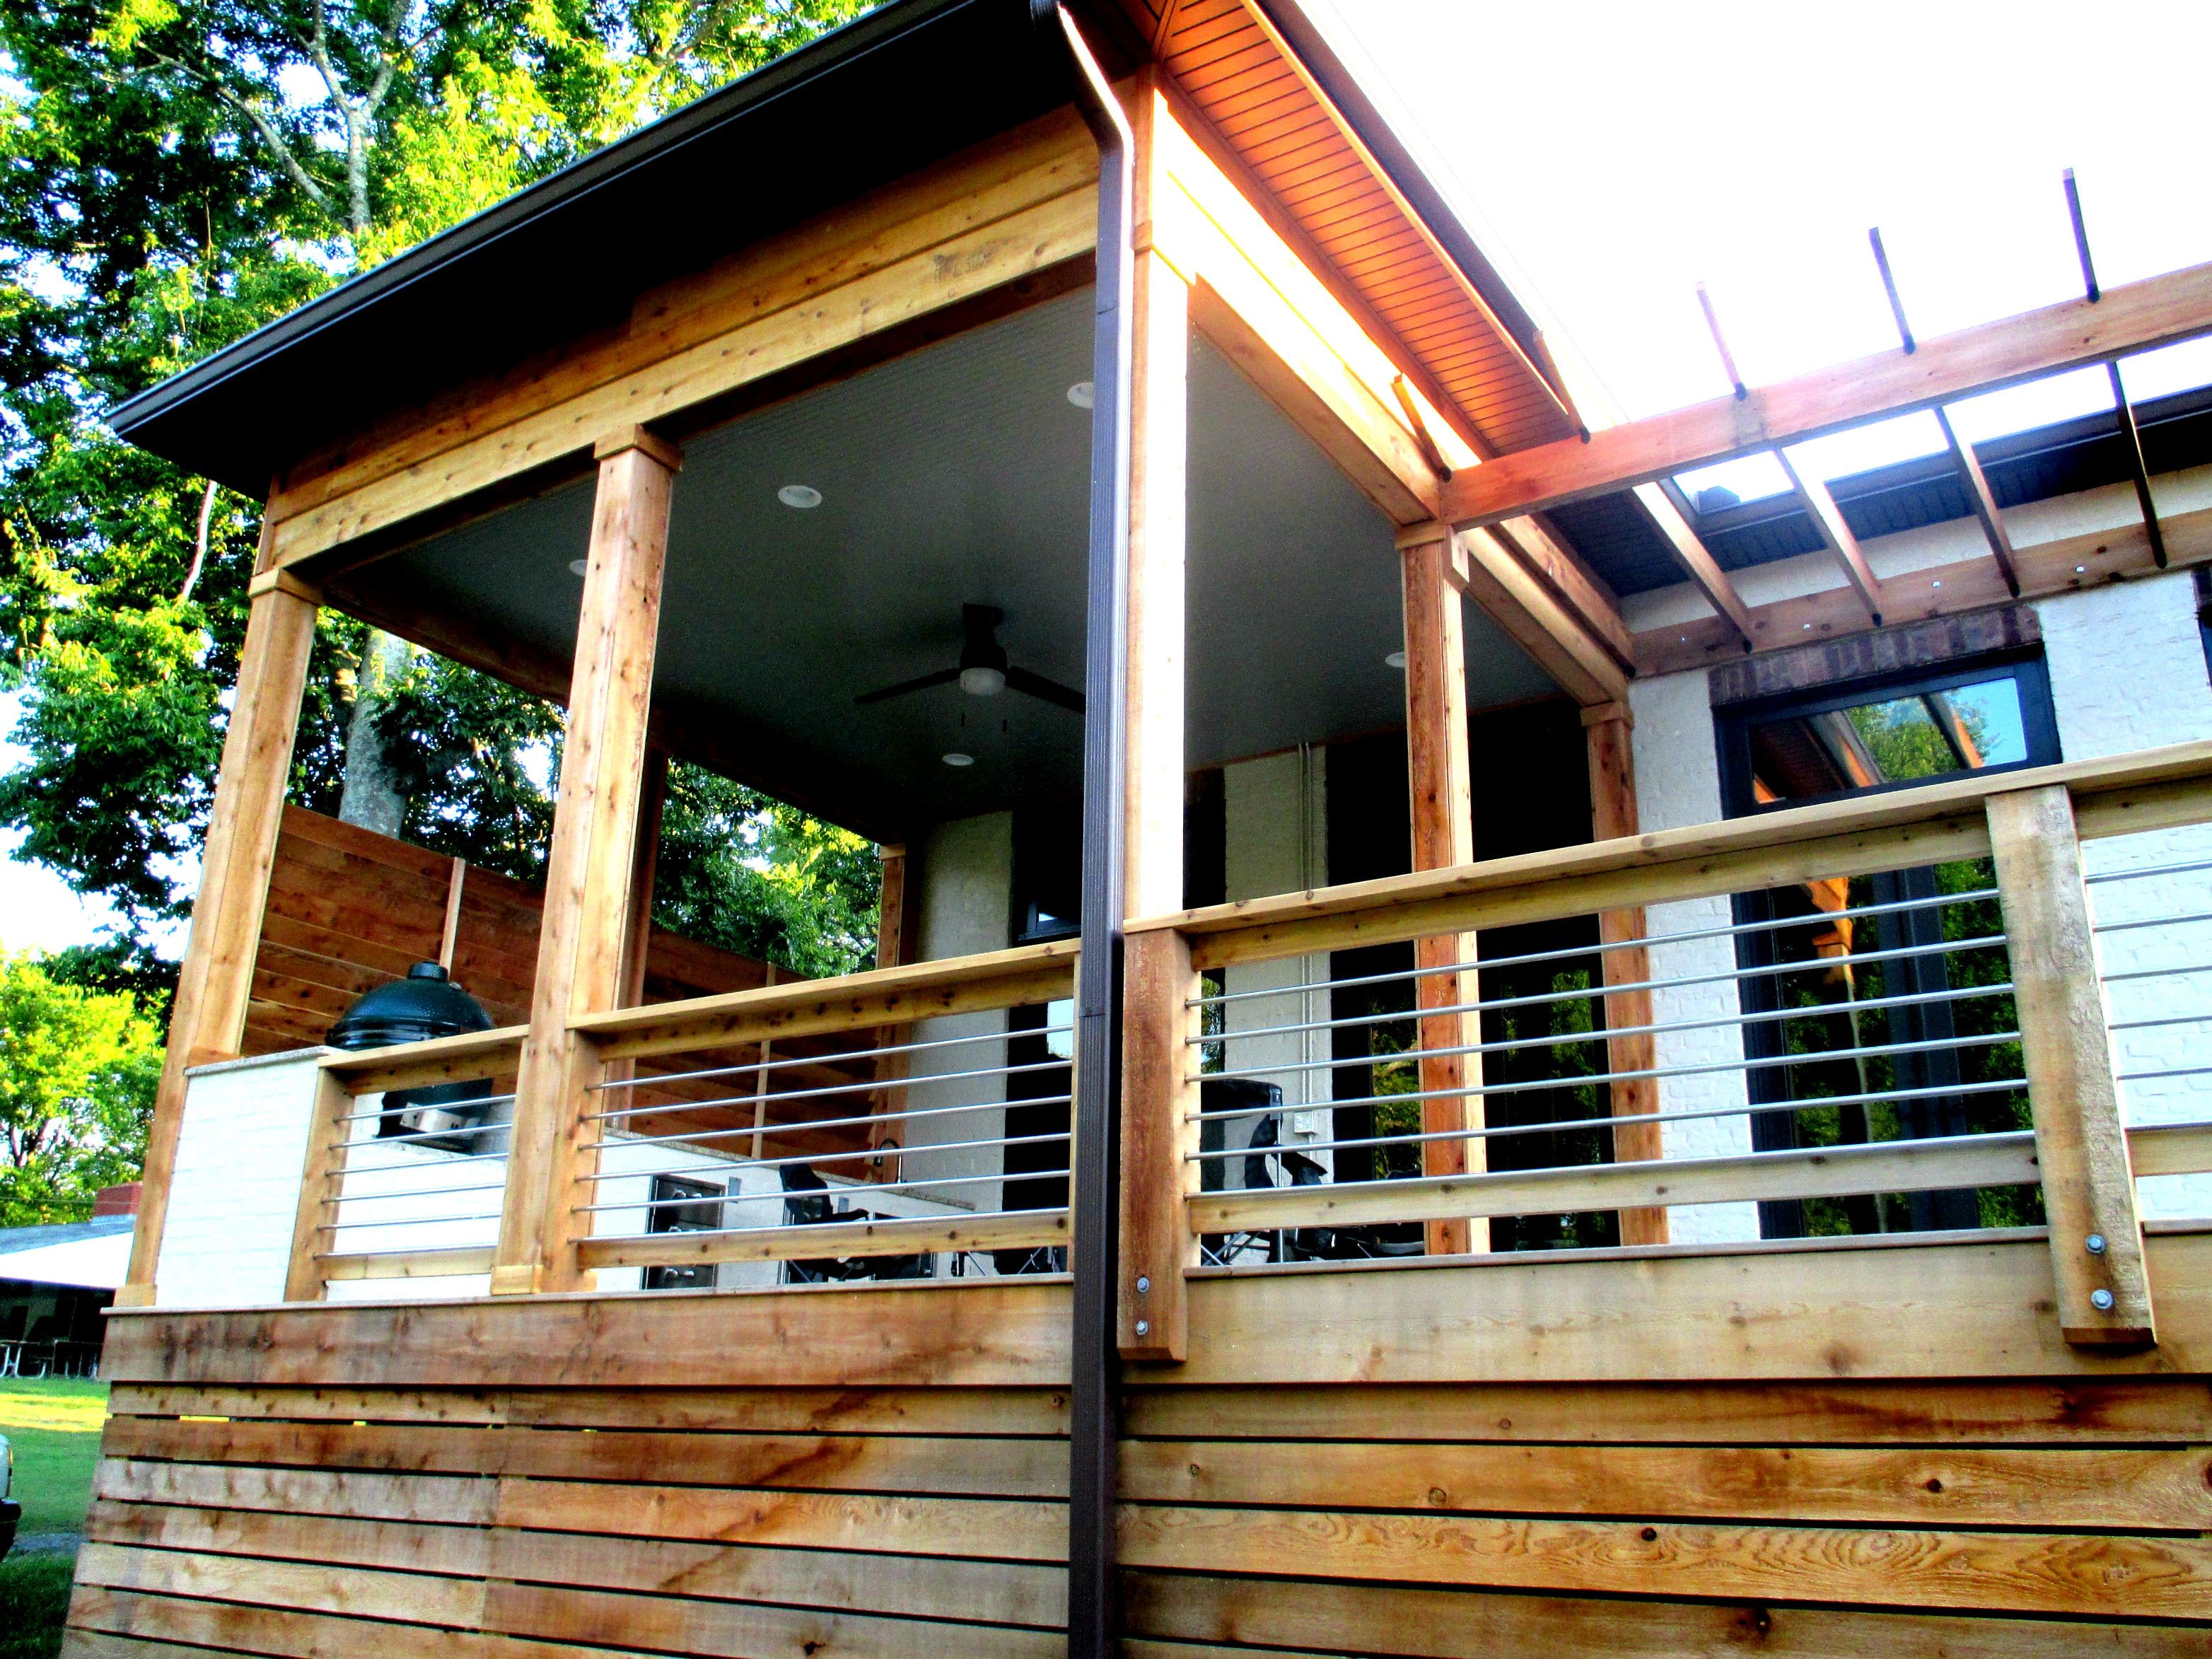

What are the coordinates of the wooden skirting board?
(66, 1277, 2212, 1658)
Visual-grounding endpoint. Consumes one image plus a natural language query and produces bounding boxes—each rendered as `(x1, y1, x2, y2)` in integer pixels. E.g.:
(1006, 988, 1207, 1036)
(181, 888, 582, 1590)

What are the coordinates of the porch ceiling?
(349, 290, 1552, 834)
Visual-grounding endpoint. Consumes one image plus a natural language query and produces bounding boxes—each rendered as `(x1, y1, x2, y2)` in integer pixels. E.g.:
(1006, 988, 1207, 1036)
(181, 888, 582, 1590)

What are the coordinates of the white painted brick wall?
(2035, 573, 2212, 1220)
(1629, 670, 1760, 1243)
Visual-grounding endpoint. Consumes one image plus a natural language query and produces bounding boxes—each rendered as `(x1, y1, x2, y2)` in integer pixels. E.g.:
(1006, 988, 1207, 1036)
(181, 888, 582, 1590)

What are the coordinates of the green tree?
(0, 950, 163, 1223)
(0, 0, 881, 989)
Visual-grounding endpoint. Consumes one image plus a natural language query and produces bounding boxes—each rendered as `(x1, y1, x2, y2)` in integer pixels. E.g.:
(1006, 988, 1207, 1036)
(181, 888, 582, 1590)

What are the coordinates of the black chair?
(779, 1163, 857, 1283)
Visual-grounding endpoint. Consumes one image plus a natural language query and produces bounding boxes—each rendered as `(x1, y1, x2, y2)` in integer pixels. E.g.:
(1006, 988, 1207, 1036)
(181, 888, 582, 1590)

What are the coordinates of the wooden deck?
(65, 1228, 2212, 1658)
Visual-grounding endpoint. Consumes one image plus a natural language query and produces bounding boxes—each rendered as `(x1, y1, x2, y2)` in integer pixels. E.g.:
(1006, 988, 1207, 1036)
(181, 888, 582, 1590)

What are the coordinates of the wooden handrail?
(1128, 739, 2212, 970)
(571, 939, 1079, 1060)
(320, 1025, 526, 1095)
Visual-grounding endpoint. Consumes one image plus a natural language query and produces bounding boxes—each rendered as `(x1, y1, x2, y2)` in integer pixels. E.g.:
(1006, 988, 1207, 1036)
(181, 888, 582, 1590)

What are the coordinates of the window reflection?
(1747, 675, 2030, 805)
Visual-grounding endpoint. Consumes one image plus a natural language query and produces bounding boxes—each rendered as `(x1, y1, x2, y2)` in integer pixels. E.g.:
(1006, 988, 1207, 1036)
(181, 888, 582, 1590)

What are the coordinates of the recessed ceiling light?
(569, 559, 588, 576)
(778, 484, 823, 509)
(1066, 381, 1095, 409)
(1385, 651, 1407, 670)
(942, 752, 975, 768)
(2076, 564, 2088, 574)
(1931, 578, 1943, 588)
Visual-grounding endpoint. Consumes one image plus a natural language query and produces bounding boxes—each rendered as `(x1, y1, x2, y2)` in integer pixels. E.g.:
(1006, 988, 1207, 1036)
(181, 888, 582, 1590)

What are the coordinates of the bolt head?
(2085, 1233, 2108, 1255)
(2090, 1288, 2117, 1312)
(1136, 1275, 1151, 1293)
(1134, 1319, 1151, 1337)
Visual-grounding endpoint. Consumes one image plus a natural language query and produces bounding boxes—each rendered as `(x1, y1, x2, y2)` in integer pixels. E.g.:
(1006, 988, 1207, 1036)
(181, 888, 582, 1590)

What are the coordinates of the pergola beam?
(1935, 407, 2022, 597)
(1631, 482, 1754, 649)
(1440, 259, 2212, 528)
(1775, 449, 1885, 624)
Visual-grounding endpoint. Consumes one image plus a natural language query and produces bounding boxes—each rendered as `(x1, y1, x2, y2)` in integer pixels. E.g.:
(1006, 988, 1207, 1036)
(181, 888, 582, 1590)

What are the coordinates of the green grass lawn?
(2, 1376, 108, 1535)
(0, 1377, 106, 1659)
(0, 1550, 76, 1659)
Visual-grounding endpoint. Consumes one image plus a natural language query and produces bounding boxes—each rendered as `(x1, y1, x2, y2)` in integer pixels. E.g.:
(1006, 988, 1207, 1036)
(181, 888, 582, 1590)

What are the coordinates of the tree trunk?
(337, 627, 411, 837)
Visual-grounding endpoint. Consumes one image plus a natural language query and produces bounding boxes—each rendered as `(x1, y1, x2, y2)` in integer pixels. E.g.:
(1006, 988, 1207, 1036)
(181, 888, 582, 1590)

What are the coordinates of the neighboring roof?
(0, 1214, 134, 1292)
(1553, 384, 2212, 598)
(113, 0, 1572, 496)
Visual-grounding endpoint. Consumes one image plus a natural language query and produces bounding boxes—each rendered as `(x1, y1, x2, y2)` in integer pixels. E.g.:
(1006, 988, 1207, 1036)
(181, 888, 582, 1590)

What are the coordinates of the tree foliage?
(0, 0, 885, 995)
(0, 950, 162, 1223)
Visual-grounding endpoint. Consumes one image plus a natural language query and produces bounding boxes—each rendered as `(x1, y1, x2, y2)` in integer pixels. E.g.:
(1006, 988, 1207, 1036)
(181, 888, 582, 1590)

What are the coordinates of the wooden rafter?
(1774, 449, 1885, 624)
(1630, 482, 1754, 648)
(1934, 407, 2022, 596)
(1440, 259, 2212, 528)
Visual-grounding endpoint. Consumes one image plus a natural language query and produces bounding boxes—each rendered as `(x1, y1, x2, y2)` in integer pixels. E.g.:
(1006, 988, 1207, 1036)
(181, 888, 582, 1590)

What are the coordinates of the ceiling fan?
(854, 604, 1083, 713)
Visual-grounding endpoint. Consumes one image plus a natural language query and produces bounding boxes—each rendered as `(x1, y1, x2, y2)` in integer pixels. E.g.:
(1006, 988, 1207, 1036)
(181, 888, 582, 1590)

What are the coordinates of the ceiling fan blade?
(854, 666, 960, 706)
(1004, 663, 1085, 713)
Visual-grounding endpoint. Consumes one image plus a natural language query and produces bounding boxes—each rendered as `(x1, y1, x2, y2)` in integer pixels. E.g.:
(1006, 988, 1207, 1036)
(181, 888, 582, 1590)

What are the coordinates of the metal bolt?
(1134, 1319, 1151, 1336)
(1136, 1275, 1151, 1293)
(2085, 1233, 2108, 1255)
(2090, 1288, 2116, 1312)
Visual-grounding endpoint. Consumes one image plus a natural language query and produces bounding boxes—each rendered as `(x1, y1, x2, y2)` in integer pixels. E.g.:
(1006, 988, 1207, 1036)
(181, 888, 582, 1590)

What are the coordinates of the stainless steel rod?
(578, 1093, 1074, 1155)
(1188, 885, 1997, 1009)
(589, 1021, 1071, 1093)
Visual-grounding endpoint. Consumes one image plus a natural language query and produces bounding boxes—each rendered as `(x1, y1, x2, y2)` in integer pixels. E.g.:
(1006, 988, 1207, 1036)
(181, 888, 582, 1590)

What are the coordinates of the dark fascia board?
(110, 0, 1071, 494)
(1248, 0, 1553, 392)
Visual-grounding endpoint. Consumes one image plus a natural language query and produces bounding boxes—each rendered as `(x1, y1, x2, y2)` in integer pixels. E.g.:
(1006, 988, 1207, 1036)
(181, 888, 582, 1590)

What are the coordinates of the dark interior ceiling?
(353, 289, 1554, 835)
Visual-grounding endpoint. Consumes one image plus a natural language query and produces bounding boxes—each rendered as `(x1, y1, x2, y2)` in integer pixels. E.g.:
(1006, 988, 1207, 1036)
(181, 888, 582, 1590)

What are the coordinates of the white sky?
(9, 1, 2212, 955)
(1301, 0, 2212, 497)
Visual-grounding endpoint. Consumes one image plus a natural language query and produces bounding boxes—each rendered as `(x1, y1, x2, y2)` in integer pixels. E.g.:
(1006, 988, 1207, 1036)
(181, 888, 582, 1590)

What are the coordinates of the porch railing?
(284, 740, 2212, 1334)
(1118, 738, 2212, 1359)
(289, 943, 1078, 1298)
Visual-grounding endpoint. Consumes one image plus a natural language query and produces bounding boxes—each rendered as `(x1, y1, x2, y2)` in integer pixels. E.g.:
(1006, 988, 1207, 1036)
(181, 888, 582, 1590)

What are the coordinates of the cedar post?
(1583, 702, 1667, 1245)
(494, 426, 680, 1296)
(120, 572, 320, 1306)
(1986, 784, 2155, 1346)
(868, 842, 918, 1177)
(1117, 74, 1193, 1361)
(1402, 531, 1484, 1256)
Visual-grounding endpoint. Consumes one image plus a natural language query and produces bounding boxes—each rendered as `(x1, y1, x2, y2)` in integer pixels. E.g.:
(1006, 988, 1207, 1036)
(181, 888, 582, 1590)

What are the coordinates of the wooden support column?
(1583, 702, 1667, 1247)
(1986, 784, 2153, 1346)
(868, 842, 918, 1178)
(1402, 532, 1484, 1257)
(617, 746, 668, 1010)
(494, 427, 679, 1296)
(1119, 78, 1194, 1361)
(120, 573, 320, 1306)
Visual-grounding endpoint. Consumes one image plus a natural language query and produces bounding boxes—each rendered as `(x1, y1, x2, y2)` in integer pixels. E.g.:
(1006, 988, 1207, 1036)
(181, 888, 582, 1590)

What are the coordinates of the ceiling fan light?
(959, 665, 1007, 697)
(1066, 381, 1095, 409)
(942, 752, 974, 768)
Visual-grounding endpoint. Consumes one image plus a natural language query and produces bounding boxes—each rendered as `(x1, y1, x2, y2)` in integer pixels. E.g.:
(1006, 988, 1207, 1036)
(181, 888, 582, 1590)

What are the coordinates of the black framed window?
(1718, 652, 2054, 1240)
(1717, 650, 2059, 817)
(641, 1174, 723, 1291)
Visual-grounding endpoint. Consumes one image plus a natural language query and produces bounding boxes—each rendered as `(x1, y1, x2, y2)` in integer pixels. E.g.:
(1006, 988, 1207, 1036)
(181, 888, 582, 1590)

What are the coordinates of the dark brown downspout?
(1035, 4, 1134, 1655)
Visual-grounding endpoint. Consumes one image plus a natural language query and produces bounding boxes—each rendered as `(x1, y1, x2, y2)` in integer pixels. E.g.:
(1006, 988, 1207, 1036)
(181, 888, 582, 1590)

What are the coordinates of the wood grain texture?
(1119, 927, 1199, 1361)
(1401, 533, 1480, 1256)
(1584, 702, 1664, 1245)
(129, 582, 318, 1303)
(100, 1279, 1071, 1388)
(1123, 1570, 2212, 1659)
(1988, 784, 2154, 1345)
(1442, 257, 2212, 525)
(500, 438, 675, 1294)
(1116, 1503, 2212, 1617)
